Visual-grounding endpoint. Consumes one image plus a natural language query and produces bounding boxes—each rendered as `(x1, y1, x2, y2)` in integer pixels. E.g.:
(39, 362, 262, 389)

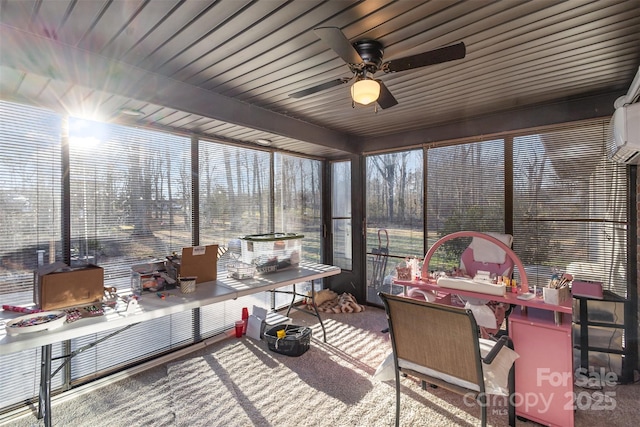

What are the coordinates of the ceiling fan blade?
(288, 77, 350, 99)
(314, 27, 363, 64)
(376, 80, 398, 109)
(384, 42, 466, 73)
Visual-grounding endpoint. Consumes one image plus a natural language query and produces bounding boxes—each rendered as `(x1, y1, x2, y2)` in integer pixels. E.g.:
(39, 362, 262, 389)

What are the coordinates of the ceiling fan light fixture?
(351, 78, 380, 105)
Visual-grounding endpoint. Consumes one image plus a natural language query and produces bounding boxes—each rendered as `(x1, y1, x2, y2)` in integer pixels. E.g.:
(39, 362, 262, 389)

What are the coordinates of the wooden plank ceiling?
(1, 0, 639, 158)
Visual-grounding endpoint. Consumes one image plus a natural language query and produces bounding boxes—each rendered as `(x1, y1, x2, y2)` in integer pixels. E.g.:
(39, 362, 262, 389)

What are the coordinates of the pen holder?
(179, 277, 197, 294)
(543, 286, 570, 305)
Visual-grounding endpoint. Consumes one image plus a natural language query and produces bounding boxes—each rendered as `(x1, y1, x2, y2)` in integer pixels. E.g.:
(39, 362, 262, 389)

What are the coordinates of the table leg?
(37, 344, 52, 427)
(284, 282, 327, 342)
(307, 282, 327, 342)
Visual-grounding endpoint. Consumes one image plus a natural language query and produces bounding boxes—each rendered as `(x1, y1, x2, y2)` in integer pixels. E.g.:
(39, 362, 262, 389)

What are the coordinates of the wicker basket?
(264, 325, 312, 357)
(178, 277, 197, 294)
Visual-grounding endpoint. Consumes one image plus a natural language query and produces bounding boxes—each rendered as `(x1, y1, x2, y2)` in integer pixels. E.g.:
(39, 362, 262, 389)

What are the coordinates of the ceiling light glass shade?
(351, 79, 381, 105)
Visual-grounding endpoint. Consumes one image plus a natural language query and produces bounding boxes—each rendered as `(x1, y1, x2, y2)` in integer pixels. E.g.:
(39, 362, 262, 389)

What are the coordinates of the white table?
(0, 262, 340, 426)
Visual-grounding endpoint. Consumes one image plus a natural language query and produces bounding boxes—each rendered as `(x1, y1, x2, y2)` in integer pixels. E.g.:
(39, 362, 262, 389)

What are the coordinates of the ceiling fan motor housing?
(352, 39, 384, 73)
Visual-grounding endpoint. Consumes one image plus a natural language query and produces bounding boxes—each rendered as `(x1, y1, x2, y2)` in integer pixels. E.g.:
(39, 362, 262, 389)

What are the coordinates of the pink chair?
(459, 232, 514, 279)
(413, 231, 523, 338)
(457, 233, 514, 338)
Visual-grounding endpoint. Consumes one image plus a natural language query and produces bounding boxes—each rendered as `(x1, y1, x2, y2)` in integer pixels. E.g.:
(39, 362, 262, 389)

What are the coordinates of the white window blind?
(0, 102, 325, 414)
(0, 100, 63, 409)
(425, 139, 506, 270)
(513, 120, 628, 294)
(68, 118, 195, 380)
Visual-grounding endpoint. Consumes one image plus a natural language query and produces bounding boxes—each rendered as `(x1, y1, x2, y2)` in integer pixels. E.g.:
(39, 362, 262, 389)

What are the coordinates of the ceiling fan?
(289, 27, 466, 109)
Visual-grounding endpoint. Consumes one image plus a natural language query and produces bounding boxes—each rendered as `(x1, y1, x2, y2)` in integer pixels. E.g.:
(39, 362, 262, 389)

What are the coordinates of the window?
(513, 121, 628, 294)
(425, 139, 506, 270)
(274, 153, 323, 263)
(199, 142, 271, 244)
(198, 142, 272, 335)
(0, 100, 62, 408)
(365, 150, 423, 302)
(274, 153, 324, 306)
(68, 118, 195, 380)
(0, 101, 326, 414)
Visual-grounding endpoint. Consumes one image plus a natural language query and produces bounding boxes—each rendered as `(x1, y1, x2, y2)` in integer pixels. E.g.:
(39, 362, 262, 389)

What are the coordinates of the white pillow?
(479, 338, 519, 395)
(396, 339, 519, 396)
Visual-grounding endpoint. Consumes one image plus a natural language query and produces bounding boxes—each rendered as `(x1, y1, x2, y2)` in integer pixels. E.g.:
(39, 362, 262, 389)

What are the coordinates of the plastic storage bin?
(226, 261, 256, 280)
(264, 324, 312, 356)
(240, 233, 303, 274)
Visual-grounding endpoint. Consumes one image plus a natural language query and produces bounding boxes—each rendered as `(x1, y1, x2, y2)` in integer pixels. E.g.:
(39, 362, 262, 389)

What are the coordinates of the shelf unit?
(572, 290, 634, 384)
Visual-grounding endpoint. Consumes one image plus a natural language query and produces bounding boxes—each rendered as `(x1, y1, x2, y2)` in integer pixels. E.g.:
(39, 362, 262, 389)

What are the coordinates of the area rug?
(5, 307, 639, 427)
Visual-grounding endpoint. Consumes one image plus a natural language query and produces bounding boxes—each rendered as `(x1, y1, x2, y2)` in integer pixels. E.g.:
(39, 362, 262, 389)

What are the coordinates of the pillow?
(396, 339, 519, 396)
(469, 232, 513, 264)
(479, 338, 519, 395)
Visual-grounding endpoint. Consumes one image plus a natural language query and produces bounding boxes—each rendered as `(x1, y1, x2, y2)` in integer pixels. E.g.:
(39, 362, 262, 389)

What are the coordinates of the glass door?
(331, 161, 352, 270)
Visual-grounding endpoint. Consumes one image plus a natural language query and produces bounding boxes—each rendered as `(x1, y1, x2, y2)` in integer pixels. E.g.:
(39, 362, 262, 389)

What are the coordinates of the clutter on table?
(5, 311, 67, 335)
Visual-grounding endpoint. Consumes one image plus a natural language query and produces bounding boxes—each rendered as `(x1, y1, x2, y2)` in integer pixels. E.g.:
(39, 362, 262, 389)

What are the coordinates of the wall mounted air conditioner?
(607, 102, 640, 165)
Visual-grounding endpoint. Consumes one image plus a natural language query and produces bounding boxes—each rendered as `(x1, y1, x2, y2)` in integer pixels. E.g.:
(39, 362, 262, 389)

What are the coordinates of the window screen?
(198, 141, 273, 336)
(365, 150, 424, 301)
(274, 153, 322, 262)
(0, 100, 63, 409)
(331, 161, 352, 270)
(67, 118, 195, 379)
(425, 139, 506, 270)
(199, 142, 271, 244)
(513, 120, 628, 295)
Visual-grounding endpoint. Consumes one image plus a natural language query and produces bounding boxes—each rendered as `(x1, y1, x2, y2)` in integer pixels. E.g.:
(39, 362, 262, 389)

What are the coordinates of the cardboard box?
(34, 263, 104, 310)
(180, 245, 218, 284)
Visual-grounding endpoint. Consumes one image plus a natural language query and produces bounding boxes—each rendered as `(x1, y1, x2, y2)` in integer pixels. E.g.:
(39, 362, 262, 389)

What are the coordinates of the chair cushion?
(479, 338, 519, 395)
(397, 338, 518, 396)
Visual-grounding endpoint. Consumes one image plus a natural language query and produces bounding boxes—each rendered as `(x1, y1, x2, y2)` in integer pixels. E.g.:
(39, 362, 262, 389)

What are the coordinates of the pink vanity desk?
(394, 231, 574, 427)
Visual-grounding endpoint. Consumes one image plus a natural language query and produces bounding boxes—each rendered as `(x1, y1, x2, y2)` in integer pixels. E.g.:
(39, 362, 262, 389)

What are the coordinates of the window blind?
(67, 118, 195, 380)
(0, 102, 327, 414)
(513, 120, 628, 295)
(425, 139, 506, 270)
(0, 100, 63, 409)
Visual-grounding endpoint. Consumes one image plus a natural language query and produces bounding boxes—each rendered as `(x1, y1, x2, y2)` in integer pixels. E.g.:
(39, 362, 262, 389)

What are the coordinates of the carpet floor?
(4, 306, 639, 426)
